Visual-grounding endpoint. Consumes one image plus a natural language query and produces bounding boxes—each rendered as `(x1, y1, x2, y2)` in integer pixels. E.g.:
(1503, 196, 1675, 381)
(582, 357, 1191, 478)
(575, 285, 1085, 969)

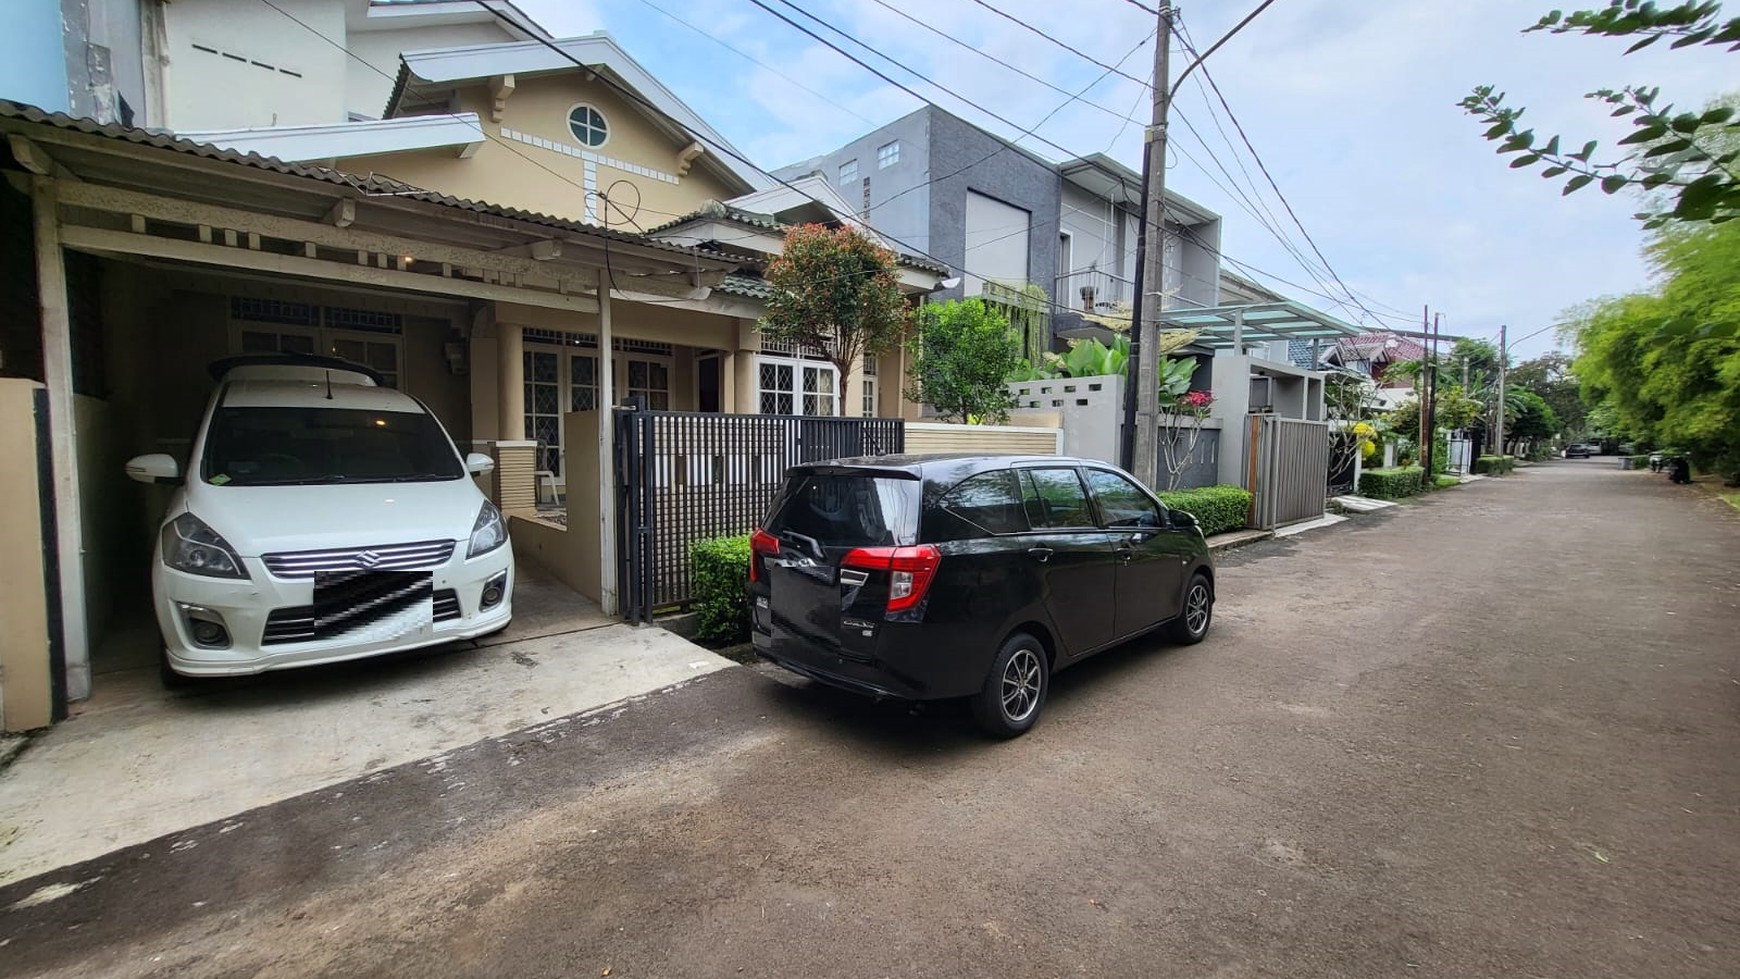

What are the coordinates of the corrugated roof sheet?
(0, 100, 736, 265)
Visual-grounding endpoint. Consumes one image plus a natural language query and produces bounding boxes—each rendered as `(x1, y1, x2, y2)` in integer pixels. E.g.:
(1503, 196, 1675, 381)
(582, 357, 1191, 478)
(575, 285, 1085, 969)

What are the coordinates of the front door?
(1015, 467, 1116, 657)
(697, 354, 722, 413)
(1082, 467, 1190, 637)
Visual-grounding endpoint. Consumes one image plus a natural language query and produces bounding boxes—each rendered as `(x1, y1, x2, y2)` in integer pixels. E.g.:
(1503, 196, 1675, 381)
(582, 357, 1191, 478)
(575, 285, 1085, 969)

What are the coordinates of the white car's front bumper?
(153, 541, 515, 677)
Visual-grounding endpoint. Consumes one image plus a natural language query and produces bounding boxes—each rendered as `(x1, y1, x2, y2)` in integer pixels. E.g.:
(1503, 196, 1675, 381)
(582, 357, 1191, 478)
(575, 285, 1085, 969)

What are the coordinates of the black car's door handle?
(1027, 546, 1054, 563)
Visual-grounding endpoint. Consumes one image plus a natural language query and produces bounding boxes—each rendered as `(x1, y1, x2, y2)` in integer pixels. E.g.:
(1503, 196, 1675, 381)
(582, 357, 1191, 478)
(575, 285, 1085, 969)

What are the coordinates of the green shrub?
(689, 534, 752, 643)
(1628, 454, 1651, 469)
(1157, 485, 1252, 536)
(1433, 474, 1461, 489)
(1360, 466, 1426, 499)
(1473, 455, 1516, 475)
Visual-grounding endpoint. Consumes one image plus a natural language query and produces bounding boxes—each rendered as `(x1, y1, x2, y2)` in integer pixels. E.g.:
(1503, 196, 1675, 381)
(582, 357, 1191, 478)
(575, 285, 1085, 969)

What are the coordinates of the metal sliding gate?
(1247, 415, 1331, 530)
(616, 410, 904, 622)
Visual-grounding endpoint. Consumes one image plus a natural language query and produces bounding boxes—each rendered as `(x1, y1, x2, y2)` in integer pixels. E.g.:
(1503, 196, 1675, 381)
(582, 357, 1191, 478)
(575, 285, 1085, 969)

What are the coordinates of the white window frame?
(757, 354, 838, 417)
(565, 102, 610, 148)
(227, 322, 404, 389)
(838, 159, 858, 187)
(877, 140, 900, 169)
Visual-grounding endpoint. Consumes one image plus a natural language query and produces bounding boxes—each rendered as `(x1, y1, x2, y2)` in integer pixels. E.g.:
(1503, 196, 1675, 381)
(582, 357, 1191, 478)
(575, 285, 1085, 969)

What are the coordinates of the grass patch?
(1433, 474, 1461, 489)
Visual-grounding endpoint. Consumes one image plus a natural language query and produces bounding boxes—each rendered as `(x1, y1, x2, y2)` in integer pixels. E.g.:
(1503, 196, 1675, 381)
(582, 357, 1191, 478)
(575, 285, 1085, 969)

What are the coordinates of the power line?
(1173, 20, 1386, 326)
(630, 0, 883, 131)
(963, 0, 1152, 90)
(1116, 0, 1162, 15)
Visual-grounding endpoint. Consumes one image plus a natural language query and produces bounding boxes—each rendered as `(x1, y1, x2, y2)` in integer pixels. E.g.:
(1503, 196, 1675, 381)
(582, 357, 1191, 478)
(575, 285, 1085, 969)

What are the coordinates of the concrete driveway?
(0, 563, 733, 885)
(2, 462, 1737, 979)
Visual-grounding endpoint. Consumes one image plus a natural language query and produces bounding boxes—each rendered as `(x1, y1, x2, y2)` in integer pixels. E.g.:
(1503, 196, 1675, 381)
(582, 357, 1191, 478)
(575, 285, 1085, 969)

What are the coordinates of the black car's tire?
(1167, 573, 1214, 645)
(970, 632, 1049, 739)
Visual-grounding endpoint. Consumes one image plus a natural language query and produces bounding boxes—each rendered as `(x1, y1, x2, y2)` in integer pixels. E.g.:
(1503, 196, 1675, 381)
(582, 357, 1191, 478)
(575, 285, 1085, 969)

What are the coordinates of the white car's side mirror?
(465, 452, 496, 476)
(125, 453, 182, 485)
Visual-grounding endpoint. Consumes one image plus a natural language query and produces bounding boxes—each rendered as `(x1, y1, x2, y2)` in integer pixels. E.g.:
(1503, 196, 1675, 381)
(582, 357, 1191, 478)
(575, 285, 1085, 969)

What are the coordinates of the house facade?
(0, 7, 949, 727)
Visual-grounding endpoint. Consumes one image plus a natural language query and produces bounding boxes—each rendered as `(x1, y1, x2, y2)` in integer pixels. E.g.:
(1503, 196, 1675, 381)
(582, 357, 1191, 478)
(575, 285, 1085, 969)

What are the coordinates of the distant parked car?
(750, 455, 1215, 737)
(126, 355, 514, 687)
(1565, 443, 1592, 458)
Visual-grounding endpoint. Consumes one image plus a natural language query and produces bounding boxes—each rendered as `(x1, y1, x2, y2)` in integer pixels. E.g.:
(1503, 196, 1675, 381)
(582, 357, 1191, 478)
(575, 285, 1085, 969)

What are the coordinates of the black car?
(750, 455, 1216, 737)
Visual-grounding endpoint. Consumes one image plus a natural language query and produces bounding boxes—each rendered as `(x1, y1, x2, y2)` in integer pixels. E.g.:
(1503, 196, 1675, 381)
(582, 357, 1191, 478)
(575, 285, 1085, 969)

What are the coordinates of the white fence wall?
(906, 422, 1064, 455)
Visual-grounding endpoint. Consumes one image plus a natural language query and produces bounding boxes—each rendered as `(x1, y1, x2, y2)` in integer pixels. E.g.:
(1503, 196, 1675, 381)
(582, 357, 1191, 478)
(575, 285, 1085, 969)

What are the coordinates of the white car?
(127, 356, 513, 685)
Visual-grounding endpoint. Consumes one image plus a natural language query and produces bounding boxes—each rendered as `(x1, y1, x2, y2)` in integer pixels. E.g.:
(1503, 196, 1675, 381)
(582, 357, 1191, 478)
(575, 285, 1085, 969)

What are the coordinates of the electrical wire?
(1173, 20, 1387, 327)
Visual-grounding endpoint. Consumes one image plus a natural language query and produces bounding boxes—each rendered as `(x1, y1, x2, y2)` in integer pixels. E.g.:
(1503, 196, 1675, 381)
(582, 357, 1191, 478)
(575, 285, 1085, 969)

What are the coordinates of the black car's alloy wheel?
(1167, 573, 1213, 645)
(972, 632, 1049, 738)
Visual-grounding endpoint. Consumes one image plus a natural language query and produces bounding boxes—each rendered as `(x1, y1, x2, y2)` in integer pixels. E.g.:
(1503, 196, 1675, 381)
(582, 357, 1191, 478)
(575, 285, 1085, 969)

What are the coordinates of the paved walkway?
(0, 566, 731, 885)
(3, 461, 1737, 979)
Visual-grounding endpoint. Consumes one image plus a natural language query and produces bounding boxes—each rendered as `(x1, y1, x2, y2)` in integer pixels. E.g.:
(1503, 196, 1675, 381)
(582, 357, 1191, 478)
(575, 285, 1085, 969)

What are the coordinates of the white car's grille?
(262, 540, 455, 579)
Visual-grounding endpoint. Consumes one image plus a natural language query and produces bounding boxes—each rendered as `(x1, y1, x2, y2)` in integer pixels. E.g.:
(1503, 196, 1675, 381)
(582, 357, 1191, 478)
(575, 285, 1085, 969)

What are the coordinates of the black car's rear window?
(765, 474, 914, 548)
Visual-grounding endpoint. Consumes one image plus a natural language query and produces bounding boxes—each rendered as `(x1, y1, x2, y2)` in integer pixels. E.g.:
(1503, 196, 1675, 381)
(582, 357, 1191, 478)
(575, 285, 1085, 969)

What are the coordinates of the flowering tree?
(1160, 389, 1216, 491)
(760, 224, 910, 416)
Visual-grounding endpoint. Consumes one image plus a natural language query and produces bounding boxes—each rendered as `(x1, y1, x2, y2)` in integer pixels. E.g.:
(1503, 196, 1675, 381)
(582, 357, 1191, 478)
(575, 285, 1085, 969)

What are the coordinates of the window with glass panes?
(625, 357, 670, 409)
(524, 349, 561, 473)
(862, 352, 878, 416)
(758, 355, 838, 416)
(228, 299, 402, 388)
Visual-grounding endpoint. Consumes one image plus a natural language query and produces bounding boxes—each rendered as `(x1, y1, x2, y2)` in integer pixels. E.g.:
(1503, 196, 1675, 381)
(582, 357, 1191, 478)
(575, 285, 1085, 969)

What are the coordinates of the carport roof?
(0, 100, 739, 268)
(1160, 301, 1362, 349)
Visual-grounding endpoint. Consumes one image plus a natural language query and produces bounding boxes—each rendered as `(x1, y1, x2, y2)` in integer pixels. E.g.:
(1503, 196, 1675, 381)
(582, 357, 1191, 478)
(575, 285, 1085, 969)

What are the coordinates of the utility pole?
(1494, 324, 1508, 456)
(1126, 2, 1173, 486)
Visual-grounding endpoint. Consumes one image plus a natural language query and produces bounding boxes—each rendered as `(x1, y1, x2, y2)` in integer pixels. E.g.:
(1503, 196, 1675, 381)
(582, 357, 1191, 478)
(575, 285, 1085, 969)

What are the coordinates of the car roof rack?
(206, 353, 385, 385)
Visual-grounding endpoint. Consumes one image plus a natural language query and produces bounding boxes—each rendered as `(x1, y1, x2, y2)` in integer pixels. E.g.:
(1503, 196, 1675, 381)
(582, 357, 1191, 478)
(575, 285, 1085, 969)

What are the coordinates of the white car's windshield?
(201, 406, 464, 486)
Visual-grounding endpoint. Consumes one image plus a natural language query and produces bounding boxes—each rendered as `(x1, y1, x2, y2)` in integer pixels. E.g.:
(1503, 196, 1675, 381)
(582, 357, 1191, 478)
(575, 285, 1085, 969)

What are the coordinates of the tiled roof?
(0, 100, 737, 265)
(716, 273, 772, 300)
(646, 199, 950, 276)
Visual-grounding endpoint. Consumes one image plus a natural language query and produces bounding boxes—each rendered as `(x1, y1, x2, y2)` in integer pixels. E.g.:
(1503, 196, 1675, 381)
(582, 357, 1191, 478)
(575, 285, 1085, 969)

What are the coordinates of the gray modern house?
(774, 107, 1222, 333)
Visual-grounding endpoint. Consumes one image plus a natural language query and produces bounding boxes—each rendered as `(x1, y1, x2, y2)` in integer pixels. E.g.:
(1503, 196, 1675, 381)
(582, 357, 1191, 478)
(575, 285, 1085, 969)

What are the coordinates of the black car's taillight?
(749, 528, 780, 582)
(841, 544, 941, 612)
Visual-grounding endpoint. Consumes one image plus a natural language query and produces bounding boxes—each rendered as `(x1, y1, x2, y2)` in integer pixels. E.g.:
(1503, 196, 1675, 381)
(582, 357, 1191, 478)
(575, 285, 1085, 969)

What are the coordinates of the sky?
(514, 0, 1736, 360)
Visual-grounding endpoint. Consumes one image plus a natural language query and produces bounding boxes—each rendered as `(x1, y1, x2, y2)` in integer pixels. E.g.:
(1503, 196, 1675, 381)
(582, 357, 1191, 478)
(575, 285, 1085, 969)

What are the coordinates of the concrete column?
(731, 317, 759, 413)
(497, 321, 523, 441)
(719, 350, 737, 412)
(33, 177, 88, 704)
(595, 270, 617, 616)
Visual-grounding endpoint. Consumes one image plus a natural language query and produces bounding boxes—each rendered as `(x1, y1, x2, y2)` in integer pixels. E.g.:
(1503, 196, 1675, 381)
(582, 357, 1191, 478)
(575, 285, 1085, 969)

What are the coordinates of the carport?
(0, 102, 737, 726)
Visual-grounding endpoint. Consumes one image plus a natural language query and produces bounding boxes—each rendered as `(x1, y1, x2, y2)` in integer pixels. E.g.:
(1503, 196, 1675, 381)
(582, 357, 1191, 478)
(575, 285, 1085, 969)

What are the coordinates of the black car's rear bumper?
(751, 623, 984, 701)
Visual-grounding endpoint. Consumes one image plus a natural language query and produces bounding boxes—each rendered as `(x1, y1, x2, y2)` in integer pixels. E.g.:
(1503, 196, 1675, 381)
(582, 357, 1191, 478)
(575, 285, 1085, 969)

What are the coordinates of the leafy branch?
(1459, 1, 1740, 227)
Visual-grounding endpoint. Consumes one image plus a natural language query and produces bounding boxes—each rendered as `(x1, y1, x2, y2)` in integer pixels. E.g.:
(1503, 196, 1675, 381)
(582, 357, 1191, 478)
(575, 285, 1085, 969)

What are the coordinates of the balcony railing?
(1056, 267, 1135, 311)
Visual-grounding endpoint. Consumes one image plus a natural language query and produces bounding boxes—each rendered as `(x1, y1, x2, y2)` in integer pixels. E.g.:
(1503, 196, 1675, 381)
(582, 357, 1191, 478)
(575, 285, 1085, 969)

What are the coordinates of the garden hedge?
(1158, 484, 1253, 536)
(689, 534, 752, 643)
(1473, 455, 1516, 475)
(1359, 466, 1425, 499)
(1628, 454, 1652, 469)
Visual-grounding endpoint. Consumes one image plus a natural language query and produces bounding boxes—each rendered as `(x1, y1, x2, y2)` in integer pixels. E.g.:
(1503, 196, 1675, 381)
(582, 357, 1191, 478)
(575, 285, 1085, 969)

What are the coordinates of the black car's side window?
(1018, 468, 1096, 529)
(1083, 468, 1164, 529)
(932, 470, 1028, 538)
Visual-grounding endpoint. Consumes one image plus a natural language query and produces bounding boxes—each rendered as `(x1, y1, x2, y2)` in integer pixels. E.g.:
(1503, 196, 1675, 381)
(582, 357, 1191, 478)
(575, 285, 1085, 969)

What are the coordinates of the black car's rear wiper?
(778, 530, 825, 561)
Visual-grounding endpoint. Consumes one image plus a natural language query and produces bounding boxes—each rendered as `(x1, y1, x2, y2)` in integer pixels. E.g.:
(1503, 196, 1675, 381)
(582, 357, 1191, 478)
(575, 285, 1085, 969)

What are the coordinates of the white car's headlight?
(161, 513, 249, 579)
(467, 500, 507, 558)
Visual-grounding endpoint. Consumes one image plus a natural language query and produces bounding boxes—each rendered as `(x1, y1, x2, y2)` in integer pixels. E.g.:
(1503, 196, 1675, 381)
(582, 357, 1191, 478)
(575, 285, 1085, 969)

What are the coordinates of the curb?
(1207, 529, 1275, 553)
(0, 734, 30, 773)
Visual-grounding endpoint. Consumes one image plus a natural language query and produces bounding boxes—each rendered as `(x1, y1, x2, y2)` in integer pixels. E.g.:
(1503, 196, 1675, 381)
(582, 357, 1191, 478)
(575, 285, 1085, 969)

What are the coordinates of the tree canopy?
(1509, 352, 1587, 435)
(905, 299, 1023, 424)
(1568, 216, 1740, 481)
(1459, 2, 1740, 229)
(761, 224, 910, 416)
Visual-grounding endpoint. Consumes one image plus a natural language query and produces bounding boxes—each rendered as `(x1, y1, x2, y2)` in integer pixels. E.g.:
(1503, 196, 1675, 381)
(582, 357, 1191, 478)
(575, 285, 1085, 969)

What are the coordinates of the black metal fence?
(616, 409, 905, 622)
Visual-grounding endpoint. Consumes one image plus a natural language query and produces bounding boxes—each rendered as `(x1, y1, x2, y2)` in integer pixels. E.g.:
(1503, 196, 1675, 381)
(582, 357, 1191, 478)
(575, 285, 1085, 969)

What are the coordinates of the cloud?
(519, 0, 1735, 358)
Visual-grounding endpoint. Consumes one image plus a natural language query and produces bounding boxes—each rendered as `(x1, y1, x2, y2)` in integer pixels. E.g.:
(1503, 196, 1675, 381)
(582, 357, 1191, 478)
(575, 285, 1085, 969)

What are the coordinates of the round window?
(567, 104, 608, 147)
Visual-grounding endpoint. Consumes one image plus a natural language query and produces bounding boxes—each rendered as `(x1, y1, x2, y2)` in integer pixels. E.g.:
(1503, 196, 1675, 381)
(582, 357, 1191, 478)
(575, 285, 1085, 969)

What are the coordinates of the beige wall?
(506, 411, 604, 603)
(346, 75, 743, 228)
(0, 380, 54, 732)
(905, 422, 1064, 455)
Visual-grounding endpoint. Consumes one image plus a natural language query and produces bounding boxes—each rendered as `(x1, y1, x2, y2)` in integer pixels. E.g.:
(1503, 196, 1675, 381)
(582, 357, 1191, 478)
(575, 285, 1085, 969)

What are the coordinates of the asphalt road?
(4, 461, 1738, 979)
